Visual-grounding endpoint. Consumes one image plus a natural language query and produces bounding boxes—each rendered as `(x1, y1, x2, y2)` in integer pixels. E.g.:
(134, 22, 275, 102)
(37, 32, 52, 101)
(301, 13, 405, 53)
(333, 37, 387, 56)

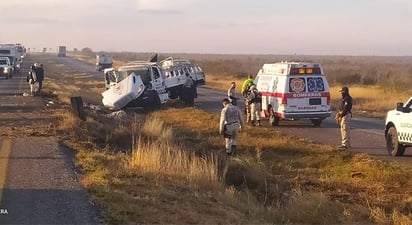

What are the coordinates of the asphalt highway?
(0, 57, 101, 224)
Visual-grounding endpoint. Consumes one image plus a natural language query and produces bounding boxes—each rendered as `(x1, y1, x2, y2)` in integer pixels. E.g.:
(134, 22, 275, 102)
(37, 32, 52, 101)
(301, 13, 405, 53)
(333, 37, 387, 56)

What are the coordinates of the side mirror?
(396, 102, 404, 112)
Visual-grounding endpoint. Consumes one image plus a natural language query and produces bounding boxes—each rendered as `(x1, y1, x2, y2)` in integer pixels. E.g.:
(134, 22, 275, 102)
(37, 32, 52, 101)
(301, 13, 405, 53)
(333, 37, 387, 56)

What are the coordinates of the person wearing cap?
(247, 84, 262, 126)
(219, 98, 245, 156)
(336, 86, 353, 149)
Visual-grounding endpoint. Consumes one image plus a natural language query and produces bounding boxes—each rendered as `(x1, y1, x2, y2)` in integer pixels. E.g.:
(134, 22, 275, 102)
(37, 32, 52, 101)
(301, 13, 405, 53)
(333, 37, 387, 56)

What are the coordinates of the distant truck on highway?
(58, 46, 66, 57)
(385, 97, 412, 156)
(0, 44, 23, 73)
(96, 53, 113, 71)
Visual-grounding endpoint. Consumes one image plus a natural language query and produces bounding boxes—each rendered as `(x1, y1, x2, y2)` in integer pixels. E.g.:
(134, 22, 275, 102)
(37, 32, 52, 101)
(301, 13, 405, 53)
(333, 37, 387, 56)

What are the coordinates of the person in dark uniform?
(36, 64, 44, 93)
(336, 86, 353, 149)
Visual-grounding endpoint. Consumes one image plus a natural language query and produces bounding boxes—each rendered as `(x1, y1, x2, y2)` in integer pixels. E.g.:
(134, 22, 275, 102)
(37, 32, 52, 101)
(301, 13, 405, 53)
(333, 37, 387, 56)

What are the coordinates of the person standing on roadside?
(26, 65, 39, 96)
(241, 75, 254, 123)
(336, 86, 353, 149)
(227, 82, 238, 105)
(248, 84, 262, 126)
(241, 75, 254, 97)
(181, 72, 195, 106)
(36, 64, 44, 93)
(219, 98, 245, 156)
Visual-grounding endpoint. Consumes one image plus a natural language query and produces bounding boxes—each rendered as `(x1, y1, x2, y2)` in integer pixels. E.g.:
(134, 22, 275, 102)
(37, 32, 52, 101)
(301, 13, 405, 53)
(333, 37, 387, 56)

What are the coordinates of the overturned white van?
(254, 61, 331, 127)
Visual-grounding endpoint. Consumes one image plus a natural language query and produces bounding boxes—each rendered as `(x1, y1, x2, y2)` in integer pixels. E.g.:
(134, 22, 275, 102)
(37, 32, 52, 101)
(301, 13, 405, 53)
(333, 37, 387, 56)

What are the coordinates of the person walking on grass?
(219, 98, 245, 157)
(227, 82, 238, 105)
(336, 86, 353, 149)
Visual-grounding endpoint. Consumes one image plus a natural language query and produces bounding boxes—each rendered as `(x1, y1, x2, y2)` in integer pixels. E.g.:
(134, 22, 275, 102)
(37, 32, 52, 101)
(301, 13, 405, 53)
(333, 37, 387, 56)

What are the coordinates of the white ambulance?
(254, 61, 331, 126)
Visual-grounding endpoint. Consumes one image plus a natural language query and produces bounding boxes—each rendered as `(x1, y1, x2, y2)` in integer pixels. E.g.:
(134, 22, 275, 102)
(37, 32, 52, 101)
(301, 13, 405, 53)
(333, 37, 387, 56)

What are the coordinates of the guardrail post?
(70, 96, 86, 121)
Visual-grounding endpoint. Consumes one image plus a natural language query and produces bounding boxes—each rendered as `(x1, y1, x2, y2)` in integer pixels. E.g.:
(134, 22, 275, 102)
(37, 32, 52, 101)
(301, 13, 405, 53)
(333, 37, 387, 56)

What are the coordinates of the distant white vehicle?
(160, 57, 205, 85)
(96, 53, 113, 71)
(0, 57, 14, 79)
(385, 97, 412, 156)
(0, 44, 22, 73)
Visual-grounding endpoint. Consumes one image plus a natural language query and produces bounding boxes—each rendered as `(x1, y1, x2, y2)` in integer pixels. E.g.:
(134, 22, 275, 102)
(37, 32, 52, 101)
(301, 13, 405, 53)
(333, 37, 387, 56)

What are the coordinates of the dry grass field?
(53, 52, 412, 224)
(57, 107, 412, 224)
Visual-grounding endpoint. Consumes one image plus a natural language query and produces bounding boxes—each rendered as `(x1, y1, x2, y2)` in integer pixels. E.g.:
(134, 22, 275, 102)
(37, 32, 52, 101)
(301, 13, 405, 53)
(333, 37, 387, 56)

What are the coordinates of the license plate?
(309, 98, 321, 105)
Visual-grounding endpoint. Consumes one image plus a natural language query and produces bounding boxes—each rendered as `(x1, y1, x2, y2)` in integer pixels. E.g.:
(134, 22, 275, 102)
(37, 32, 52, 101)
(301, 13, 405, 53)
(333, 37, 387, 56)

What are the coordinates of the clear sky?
(1, 0, 411, 56)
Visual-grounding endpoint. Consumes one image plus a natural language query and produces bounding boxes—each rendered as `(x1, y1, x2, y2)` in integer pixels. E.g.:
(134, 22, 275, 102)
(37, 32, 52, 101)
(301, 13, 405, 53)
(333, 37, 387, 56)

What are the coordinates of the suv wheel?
(386, 126, 406, 156)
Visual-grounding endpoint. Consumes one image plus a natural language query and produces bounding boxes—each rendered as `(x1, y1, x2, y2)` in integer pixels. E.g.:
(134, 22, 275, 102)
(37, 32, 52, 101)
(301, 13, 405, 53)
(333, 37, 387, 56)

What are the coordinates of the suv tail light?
(326, 93, 331, 105)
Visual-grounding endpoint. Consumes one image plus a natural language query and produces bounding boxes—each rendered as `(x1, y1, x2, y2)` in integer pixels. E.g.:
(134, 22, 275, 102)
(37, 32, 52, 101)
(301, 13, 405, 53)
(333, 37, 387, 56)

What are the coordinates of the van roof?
(259, 61, 323, 76)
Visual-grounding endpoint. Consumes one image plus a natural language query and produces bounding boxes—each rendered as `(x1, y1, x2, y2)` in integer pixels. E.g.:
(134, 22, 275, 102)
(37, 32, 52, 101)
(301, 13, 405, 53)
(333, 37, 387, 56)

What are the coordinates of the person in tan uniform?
(219, 98, 245, 156)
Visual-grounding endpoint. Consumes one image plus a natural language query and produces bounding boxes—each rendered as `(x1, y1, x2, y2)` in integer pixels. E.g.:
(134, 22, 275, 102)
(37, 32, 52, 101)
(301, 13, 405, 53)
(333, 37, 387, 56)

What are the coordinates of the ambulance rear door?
(284, 75, 331, 119)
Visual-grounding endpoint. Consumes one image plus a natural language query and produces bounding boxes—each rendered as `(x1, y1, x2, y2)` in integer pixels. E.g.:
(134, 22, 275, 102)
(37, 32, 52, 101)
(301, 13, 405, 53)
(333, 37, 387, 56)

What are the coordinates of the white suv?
(385, 97, 412, 156)
(0, 57, 13, 79)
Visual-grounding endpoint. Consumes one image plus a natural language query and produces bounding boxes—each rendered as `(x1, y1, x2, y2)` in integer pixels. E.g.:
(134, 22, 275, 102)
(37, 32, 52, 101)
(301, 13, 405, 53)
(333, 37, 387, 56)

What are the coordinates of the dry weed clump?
(129, 116, 221, 192)
(140, 115, 173, 141)
(56, 111, 79, 130)
(270, 192, 343, 224)
(129, 141, 220, 191)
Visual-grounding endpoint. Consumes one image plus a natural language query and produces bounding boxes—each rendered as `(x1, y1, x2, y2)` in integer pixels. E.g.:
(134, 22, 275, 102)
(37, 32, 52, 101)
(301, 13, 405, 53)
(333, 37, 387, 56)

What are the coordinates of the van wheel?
(147, 91, 161, 110)
(269, 111, 279, 126)
(311, 119, 322, 127)
(168, 89, 179, 99)
(386, 126, 405, 156)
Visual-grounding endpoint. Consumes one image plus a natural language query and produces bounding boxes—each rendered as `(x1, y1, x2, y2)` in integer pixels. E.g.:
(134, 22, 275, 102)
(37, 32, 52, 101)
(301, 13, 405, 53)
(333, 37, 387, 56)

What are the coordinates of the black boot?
(231, 145, 237, 156)
(226, 148, 231, 157)
(256, 120, 261, 127)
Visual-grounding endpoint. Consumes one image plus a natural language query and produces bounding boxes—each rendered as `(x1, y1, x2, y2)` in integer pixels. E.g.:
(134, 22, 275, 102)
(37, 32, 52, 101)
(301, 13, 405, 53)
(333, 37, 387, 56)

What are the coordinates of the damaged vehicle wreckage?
(101, 56, 204, 111)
